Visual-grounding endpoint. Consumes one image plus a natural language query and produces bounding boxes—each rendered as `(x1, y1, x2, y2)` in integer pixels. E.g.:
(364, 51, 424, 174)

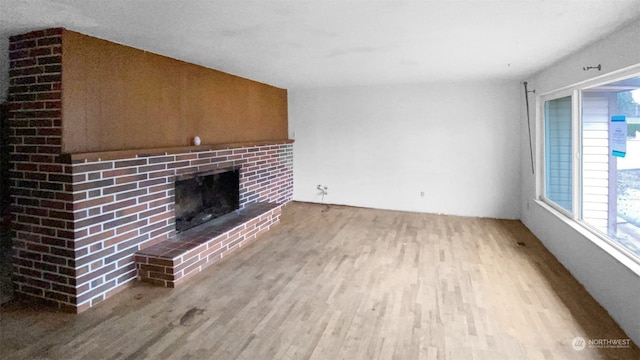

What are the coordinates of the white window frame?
(537, 64, 640, 266)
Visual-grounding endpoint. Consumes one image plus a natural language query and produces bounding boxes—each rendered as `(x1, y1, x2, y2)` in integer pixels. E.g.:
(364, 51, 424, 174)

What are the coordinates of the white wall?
(521, 21, 640, 345)
(289, 81, 521, 219)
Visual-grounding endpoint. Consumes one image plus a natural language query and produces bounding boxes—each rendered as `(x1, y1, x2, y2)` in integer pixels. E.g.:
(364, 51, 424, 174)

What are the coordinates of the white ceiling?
(1, 0, 640, 88)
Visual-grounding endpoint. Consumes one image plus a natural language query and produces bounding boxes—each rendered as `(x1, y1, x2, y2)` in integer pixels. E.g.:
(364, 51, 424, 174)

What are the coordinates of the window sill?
(534, 199, 640, 277)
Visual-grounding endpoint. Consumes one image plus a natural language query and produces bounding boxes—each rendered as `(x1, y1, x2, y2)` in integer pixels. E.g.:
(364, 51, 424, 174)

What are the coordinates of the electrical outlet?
(420, 191, 424, 197)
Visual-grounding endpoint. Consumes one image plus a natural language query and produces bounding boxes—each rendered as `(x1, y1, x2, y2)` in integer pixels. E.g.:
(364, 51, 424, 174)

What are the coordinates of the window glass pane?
(545, 97, 572, 212)
(582, 77, 640, 257)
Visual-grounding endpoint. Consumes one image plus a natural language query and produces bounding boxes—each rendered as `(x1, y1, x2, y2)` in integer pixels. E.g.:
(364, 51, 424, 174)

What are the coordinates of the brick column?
(7, 28, 78, 311)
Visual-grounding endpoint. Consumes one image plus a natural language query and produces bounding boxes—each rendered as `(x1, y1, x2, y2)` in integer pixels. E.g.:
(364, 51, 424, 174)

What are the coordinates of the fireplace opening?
(174, 168, 240, 233)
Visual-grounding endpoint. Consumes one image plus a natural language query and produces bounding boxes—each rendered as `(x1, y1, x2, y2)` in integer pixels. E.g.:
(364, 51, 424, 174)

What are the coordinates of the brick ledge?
(66, 139, 294, 163)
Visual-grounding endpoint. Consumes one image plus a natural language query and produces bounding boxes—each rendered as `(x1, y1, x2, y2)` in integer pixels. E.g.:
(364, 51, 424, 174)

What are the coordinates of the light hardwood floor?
(1, 202, 638, 360)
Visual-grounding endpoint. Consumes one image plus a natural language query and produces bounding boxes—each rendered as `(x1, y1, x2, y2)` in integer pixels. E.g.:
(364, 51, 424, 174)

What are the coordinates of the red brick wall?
(70, 144, 293, 311)
(7, 28, 77, 310)
(7, 28, 293, 312)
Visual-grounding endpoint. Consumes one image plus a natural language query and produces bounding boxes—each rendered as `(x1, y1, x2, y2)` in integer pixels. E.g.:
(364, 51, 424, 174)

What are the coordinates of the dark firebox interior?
(174, 169, 240, 233)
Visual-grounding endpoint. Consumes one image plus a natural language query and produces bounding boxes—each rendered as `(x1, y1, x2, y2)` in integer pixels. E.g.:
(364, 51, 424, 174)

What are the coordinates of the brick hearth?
(136, 202, 281, 287)
(7, 28, 293, 312)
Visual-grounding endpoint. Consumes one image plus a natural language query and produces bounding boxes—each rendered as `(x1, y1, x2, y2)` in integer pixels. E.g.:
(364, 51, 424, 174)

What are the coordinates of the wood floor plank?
(1, 202, 638, 359)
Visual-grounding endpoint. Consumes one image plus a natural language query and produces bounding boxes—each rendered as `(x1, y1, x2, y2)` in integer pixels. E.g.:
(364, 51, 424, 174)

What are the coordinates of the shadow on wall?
(1, 103, 10, 245)
(0, 36, 7, 103)
(0, 102, 12, 304)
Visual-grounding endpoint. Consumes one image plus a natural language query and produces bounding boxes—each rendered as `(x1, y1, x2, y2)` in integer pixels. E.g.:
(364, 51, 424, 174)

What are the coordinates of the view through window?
(544, 96, 572, 213)
(582, 77, 640, 257)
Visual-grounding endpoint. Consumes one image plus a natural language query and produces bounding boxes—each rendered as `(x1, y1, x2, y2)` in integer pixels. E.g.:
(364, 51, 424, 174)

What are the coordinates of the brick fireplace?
(6, 29, 293, 312)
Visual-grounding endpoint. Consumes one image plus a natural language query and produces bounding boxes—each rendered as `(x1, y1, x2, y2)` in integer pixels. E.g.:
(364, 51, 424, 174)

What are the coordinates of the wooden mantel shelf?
(65, 139, 294, 163)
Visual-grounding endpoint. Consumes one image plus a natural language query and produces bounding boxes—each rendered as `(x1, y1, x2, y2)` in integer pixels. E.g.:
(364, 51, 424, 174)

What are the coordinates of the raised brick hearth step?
(135, 202, 281, 287)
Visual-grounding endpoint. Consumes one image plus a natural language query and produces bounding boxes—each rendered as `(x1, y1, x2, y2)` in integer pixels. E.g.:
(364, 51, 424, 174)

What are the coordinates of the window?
(544, 96, 573, 212)
(582, 77, 640, 257)
(541, 75, 640, 261)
